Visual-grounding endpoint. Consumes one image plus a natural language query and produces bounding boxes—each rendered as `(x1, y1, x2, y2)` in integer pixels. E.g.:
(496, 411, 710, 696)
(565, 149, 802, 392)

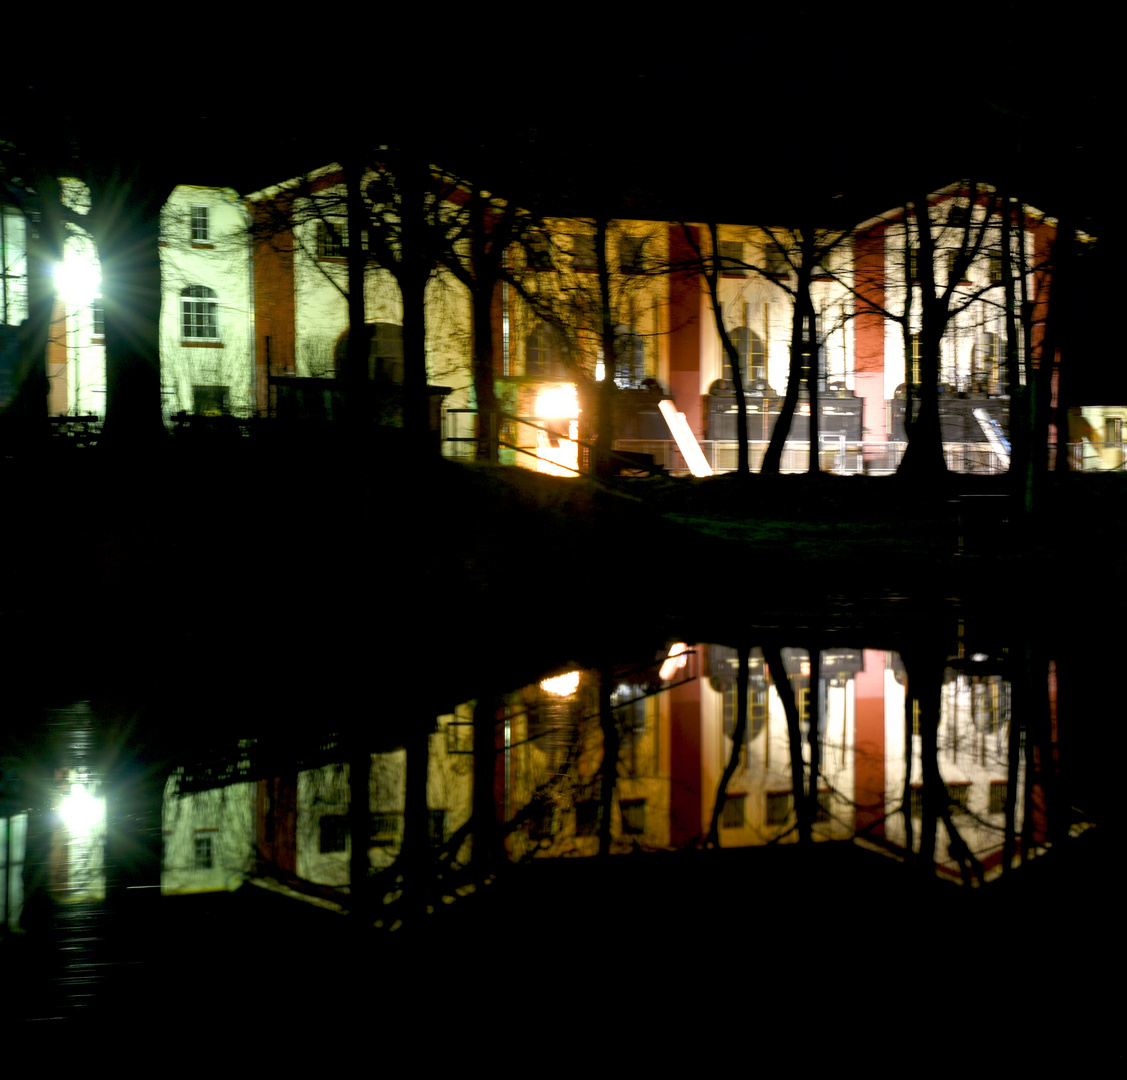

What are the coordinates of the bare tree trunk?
(595, 218, 617, 480)
(705, 641, 750, 846)
(91, 169, 169, 448)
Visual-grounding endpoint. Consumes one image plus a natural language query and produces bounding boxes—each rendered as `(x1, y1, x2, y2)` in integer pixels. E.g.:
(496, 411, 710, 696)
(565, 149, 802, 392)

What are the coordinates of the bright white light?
(54, 253, 101, 307)
(659, 643, 690, 682)
(595, 361, 605, 382)
(535, 384, 579, 420)
(59, 783, 105, 839)
(658, 399, 713, 477)
(540, 670, 580, 696)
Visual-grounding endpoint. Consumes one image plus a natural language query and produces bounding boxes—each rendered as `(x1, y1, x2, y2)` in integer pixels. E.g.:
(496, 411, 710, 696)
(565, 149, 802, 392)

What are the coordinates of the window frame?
(189, 205, 210, 245)
(316, 219, 348, 259)
(181, 285, 220, 344)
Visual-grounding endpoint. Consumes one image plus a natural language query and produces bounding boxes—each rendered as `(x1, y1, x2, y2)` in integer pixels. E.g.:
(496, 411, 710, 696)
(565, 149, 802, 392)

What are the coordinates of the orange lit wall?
(853, 649, 885, 837)
(252, 197, 296, 414)
(667, 225, 704, 438)
(852, 228, 886, 444)
(669, 675, 702, 844)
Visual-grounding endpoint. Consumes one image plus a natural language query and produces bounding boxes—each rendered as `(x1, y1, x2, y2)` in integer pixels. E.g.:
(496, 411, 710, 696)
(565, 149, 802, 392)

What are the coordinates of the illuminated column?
(854, 650, 886, 837)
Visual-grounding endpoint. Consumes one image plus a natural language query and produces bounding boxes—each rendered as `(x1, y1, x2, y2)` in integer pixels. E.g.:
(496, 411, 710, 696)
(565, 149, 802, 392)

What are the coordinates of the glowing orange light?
(540, 670, 580, 696)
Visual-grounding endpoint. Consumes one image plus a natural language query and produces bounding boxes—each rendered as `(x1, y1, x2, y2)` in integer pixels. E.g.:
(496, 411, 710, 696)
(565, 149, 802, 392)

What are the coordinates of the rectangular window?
(947, 252, 968, 283)
(766, 790, 792, 826)
(989, 782, 1008, 815)
(190, 206, 209, 243)
(316, 220, 347, 258)
(946, 781, 971, 811)
(525, 236, 553, 270)
(193, 385, 228, 416)
(908, 245, 919, 280)
(427, 810, 448, 845)
(910, 334, 922, 385)
(719, 240, 745, 275)
(319, 815, 348, 854)
(91, 298, 104, 339)
(571, 234, 597, 272)
(764, 242, 789, 276)
(988, 251, 1003, 284)
(194, 835, 213, 870)
(620, 799, 646, 835)
(1105, 418, 1123, 445)
(370, 812, 402, 847)
(181, 287, 219, 341)
(619, 235, 645, 275)
(721, 794, 747, 829)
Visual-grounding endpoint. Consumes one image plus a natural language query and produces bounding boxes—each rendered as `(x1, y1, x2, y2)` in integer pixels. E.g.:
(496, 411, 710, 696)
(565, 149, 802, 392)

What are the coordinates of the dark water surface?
(1, 626, 1115, 1049)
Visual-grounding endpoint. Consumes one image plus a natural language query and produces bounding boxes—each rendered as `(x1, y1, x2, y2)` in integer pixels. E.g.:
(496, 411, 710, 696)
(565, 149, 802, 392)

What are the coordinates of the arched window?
(724, 327, 766, 386)
(525, 322, 567, 378)
(971, 333, 1003, 394)
(613, 325, 644, 388)
(181, 285, 218, 341)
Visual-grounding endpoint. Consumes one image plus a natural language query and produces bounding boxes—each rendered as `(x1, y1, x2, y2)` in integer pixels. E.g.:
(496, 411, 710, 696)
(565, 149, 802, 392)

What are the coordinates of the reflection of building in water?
(160, 646, 1035, 896)
(700, 646, 860, 845)
(162, 779, 255, 895)
(694, 646, 1025, 880)
(882, 654, 1023, 879)
(162, 707, 474, 898)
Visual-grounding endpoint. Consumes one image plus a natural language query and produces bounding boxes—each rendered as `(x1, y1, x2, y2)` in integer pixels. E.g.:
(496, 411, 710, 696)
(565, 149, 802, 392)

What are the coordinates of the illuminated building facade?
(43, 184, 254, 419)
(7, 174, 1119, 472)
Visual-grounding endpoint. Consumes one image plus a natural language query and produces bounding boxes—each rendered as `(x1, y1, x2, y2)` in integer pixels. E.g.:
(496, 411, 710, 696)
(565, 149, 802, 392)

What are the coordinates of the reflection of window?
(721, 794, 747, 829)
(816, 788, 832, 823)
(181, 285, 219, 341)
(571, 234, 597, 272)
(428, 810, 448, 845)
(1106, 417, 1123, 445)
(371, 813, 402, 847)
(620, 799, 646, 835)
(908, 245, 919, 280)
(190, 206, 209, 243)
(947, 251, 969, 283)
(525, 322, 567, 378)
(525, 236, 553, 270)
(989, 782, 1007, 815)
(764, 242, 788, 276)
(91, 298, 104, 339)
(766, 791, 791, 826)
(910, 784, 923, 818)
(316, 220, 347, 258)
(946, 201, 971, 227)
(194, 835, 213, 870)
(946, 781, 971, 811)
(619, 235, 645, 274)
(319, 815, 348, 854)
(719, 240, 744, 274)
(725, 327, 766, 385)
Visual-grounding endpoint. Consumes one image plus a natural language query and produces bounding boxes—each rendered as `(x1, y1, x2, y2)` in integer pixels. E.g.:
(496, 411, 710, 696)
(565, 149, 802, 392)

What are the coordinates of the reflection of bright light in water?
(54, 255, 101, 306)
(659, 642, 689, 682)
(595, 361, 605, 382)
(59, 783, 105, 838)
(540, 670, 580, 696)
(535, 384, 579, 419)
(972, 652, 989, 663)
(800, 659, 810, 676)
